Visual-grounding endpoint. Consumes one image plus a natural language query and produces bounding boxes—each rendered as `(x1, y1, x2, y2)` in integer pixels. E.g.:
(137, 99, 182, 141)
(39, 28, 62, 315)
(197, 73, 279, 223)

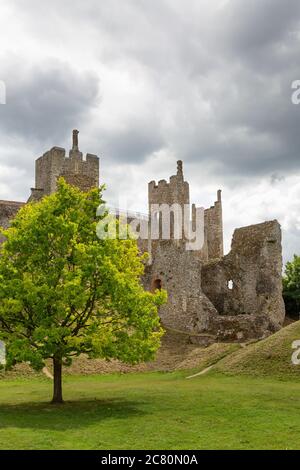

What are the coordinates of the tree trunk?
(51, 357, 64, 404)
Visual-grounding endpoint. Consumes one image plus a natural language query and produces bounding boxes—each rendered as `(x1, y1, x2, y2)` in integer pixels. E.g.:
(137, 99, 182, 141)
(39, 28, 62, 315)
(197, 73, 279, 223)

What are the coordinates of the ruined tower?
(148, 160, 190, 209)
(147, 161, 223, 261)
(143, 161, 285, 343)
(29, 130, 99, 201)
(0, 135, 285, 344)
(204, 189, 223, 260)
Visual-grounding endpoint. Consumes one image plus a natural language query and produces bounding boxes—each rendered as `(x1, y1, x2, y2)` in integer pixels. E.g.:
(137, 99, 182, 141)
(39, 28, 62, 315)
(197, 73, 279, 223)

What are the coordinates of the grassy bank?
(0, 371, 300, 450)
(216, 321, 300, 379)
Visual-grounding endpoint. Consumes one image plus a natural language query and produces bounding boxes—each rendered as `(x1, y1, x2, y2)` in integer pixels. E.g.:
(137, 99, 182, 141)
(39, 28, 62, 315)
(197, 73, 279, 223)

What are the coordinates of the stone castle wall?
(144, 163, 285, 343)
(31, 130, 99, 200)
(147, 161, 224, 263)
(204, 190, 223, 261)
(0, 131, 285, 343)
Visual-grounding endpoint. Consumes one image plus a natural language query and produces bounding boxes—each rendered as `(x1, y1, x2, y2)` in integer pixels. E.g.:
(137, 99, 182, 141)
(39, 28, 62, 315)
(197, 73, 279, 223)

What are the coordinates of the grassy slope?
(216, 321, 300, 379)
(1, 323, 300, 449)
(0, 372, 300, 449)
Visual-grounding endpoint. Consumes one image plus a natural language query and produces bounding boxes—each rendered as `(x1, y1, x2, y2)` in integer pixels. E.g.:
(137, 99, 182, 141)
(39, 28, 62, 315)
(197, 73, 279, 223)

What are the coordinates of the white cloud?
(0, 0, 299, 264)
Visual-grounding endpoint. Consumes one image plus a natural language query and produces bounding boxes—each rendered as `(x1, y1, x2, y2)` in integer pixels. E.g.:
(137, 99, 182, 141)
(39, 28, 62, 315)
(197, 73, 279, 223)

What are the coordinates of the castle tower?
(147, 160, 223, 261)
(29, 130, 100, 201)
(148, 161, 190, 244)
(143, 161, 222, 332)
(148, 160, 190, 209)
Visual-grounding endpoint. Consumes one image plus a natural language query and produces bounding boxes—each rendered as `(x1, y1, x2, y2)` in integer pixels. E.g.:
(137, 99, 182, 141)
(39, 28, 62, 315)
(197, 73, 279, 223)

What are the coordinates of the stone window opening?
(227, 279, 234, 290)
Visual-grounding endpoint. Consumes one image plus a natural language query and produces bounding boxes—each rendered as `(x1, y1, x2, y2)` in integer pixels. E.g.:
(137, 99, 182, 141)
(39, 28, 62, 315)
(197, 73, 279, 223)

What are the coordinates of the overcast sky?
(0, 0, 299, 262)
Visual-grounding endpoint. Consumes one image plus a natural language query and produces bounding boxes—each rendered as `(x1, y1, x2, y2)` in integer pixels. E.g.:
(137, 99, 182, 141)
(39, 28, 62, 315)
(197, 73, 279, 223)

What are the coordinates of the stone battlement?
(30, 130, 99, 201)
(0, 131, 285, 344)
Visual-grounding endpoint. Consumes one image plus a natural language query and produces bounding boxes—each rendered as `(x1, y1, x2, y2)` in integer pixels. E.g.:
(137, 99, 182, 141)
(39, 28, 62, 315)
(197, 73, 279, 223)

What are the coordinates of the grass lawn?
(0, 371, 300, 450)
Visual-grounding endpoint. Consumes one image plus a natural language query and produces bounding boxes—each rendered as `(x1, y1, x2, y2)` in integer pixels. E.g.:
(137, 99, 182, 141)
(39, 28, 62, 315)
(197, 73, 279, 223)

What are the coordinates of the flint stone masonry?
(0, 200, 25, 243)
(0, 200, 25, 229)
(29, 130, 99, 201)
(201, 221, 285, 321)
(199, 220, 285, 341)
(142, 243, 218, 334)
(147, 161, 223, 263)
(0, 131, 285, 344)
(143, 163, 285, 343)
(0, 130, 100, 235)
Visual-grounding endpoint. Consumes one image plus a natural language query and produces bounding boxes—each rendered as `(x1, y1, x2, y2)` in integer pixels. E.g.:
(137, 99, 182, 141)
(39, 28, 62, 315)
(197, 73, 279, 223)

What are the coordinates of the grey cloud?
(101, 126, 164, 164)
(216, 0, 300, 55)
(89, 0, 300, 181)
(4, 0, 300, 182)
(1, 0, 300, 260)
(0, 56, 100, 147)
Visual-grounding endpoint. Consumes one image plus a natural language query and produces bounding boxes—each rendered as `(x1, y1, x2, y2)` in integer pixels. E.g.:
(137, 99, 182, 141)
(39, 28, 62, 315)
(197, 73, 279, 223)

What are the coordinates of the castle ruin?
(29, 129, 99, 201)
(0, 130, 285, 344)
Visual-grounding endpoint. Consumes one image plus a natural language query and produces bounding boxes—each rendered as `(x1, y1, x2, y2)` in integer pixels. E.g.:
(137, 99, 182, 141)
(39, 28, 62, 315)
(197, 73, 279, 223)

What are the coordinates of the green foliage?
(283, 255, 300, 317)
(0, 179, 166, 374)
(1, 373, 300, 449)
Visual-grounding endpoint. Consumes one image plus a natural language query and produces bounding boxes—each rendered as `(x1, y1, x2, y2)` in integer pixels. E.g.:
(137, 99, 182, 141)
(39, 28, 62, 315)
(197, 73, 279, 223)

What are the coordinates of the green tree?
(0, 180, 166, 403)
(283, 255, 300, 319)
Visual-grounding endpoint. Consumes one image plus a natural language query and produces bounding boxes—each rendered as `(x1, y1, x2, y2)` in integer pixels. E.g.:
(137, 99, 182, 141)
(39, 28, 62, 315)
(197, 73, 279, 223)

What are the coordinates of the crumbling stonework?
(0, 131, 285, 343)
(29, 130, 99, 201)
(199, 220, 285, 342)
(143, 163, 285, 343)
(147, 160, 223, 264)
(0, 200, 25, 243)
(0, 200, 25, 229)
(0, 130, 100, 234)
(202, 221, 285, 322)
(143, 243, 218, 334)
